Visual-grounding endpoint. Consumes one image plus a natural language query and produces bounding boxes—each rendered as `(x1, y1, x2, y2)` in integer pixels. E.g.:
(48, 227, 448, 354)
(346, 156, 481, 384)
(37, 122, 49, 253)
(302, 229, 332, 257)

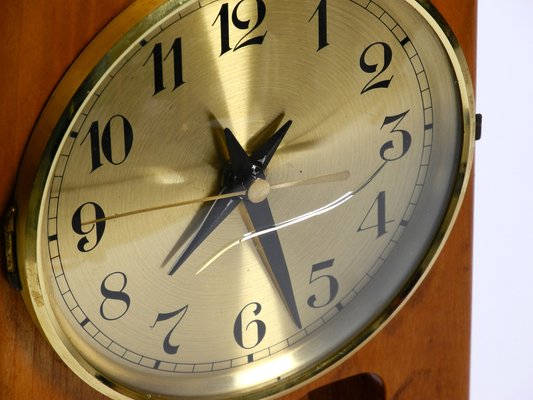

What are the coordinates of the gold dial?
(13, 0, 474, 398)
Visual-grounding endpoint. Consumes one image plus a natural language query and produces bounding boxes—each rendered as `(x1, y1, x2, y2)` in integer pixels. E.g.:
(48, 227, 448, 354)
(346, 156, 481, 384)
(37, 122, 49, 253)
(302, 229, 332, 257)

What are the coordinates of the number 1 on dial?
(309, 0, 328, 51)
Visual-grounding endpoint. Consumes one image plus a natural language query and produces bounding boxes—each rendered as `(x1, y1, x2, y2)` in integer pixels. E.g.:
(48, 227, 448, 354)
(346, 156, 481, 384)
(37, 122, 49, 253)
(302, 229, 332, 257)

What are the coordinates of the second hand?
(82, 170, 350, 226)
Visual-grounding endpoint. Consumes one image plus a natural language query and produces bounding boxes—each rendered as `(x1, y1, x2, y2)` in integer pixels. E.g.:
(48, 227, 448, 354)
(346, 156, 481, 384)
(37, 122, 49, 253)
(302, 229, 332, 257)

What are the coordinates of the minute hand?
(224, 123, 302, 328)
(242, 190, 302, 329)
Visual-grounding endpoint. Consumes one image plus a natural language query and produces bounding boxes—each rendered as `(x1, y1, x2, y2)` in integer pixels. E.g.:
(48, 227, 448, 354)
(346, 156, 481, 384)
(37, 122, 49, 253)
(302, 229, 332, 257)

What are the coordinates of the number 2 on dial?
(360, 42, 394, 94)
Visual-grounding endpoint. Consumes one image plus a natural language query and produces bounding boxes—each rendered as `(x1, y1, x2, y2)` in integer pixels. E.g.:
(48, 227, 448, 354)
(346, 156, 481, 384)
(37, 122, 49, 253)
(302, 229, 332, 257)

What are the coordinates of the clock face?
(24, 0, 472, 398)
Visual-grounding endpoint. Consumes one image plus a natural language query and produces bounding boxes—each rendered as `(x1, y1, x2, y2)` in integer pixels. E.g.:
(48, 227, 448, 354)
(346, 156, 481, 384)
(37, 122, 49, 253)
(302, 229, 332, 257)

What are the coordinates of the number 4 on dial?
(358, 191, 394, 238)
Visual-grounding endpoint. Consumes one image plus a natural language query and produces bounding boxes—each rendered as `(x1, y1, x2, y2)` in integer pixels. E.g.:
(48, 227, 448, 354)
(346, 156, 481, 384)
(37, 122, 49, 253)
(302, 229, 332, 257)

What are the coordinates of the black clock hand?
(168, 120, 292, 274)
(223, 126, 256, 179)
(222, 119, 291, 180)
(243, 196, 302, 329)
(251, 119, 292, 168)
(224, 125, 302, 329)
(168, 189, 241, 275)
(167, 129, 252, 275)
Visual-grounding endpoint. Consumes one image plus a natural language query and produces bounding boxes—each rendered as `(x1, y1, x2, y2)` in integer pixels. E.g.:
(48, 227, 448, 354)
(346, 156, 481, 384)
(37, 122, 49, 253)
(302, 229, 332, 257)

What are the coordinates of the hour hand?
(168, 188, 241, 275)
(252, 119, 292, 168)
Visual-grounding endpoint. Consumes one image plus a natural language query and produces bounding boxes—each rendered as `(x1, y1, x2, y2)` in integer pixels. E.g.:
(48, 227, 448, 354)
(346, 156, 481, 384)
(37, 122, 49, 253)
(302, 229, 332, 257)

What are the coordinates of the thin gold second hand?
(82, 170, 350, 226)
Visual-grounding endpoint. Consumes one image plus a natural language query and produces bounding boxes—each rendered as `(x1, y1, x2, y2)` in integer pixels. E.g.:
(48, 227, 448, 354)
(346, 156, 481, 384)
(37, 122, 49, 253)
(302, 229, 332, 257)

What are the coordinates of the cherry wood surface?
(0, 0, 476, 398)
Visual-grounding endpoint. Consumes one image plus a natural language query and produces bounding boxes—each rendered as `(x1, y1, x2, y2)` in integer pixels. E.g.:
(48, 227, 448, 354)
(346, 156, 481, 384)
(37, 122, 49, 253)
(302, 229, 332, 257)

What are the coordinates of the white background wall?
(470, 1, 533, 399)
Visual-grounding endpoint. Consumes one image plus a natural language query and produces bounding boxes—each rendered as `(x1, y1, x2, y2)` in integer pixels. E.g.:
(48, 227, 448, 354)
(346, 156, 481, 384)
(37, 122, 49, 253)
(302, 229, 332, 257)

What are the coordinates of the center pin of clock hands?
(195, 160, 388, 275)
(166, 120, 293, 275)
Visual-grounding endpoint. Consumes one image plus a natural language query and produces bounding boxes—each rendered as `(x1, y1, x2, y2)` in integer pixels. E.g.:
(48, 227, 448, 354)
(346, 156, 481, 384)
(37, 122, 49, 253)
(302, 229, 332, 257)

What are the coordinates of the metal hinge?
(3, 206, 22, 291)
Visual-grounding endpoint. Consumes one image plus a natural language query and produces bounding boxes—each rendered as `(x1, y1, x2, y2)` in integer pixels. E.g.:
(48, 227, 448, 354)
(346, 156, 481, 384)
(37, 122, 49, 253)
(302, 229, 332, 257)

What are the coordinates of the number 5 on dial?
(307, 259, 339, 308)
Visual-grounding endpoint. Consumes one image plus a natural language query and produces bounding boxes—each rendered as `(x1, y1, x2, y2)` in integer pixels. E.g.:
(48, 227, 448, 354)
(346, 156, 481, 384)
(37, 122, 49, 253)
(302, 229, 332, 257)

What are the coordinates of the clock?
(0, 0, 476, 399)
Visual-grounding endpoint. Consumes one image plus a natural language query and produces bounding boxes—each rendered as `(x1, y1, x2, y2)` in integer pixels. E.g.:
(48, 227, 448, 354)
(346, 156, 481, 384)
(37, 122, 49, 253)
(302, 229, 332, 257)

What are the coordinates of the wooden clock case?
(0, 0, 476, 398)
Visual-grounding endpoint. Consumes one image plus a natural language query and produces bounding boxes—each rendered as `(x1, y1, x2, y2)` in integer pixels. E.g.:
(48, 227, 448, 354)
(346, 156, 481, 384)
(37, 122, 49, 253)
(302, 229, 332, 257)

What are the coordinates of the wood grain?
(0, 2, 134, 399)
(0, 0, 476, 399)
